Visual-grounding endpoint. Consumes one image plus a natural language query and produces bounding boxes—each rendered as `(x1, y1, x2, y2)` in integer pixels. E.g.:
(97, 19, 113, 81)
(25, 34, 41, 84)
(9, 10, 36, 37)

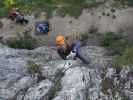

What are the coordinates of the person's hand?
(66, 51, 76, 60)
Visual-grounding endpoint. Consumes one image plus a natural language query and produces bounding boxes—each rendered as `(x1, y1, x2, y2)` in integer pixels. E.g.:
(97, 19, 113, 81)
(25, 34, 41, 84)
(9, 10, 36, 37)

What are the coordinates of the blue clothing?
(57, 40, 89, 64)
(71, 40, 81, 54)
(57, 40, 81, 58)
(71, 40, 89, 64)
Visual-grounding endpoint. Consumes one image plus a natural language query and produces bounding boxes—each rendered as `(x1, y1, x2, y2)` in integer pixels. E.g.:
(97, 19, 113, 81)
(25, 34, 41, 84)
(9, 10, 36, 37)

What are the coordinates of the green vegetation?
(0, 0, 105, 18)
(102, 32, 133, 67)
(5, 32, 37, 50)
(102, 32, 130, 55)
(101, 77, 129, 100)
(121, 96, 129, 100)
(1, 0, 133, 18)
(101, 78, 114, 95)
(114, 0, 133, 7)
(107, 93, 129, 100)
(17, 0, 105, 17)
(47, 79, 62, 100)
(47, 68, 64, 99)
(27, 60, 41, 74)
(112, 95, 129, 100)
(114, 47, 133, 67)
(0, 1, 8, 17)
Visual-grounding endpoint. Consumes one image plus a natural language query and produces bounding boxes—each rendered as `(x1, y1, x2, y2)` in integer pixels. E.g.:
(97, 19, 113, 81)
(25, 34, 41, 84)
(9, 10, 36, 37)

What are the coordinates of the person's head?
(55, 33, 65, 46)
(11, 7, 16, 11)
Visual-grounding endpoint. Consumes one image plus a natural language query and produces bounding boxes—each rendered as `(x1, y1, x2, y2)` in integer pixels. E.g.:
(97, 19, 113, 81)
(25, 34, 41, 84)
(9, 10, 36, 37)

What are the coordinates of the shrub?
(80, 33, 89, 41)
(0, 1, 7, 18)
(112, 95, 129, 100)
(114, 0, 133, 7)
(102, 32, 130, 55)
(113, 47, 133, 67)
(27, 60, 41, 74)
(110, 8, 116, 13)
(47, 79, 62, 100)
(112, 15, 116, 19)
(101, 78, 114, 95)
(102, 32, 133, 67)
(89, 25, 98, 34)
(106, 13, 110, 16)
(0, 21, 3, 28)
(5, 32, 36, 50)
(1, 0, 104, 18)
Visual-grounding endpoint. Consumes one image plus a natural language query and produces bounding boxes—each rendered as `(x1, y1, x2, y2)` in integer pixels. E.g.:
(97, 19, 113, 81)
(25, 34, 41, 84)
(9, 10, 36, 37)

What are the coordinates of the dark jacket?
(57, 40, 81, 59)
(57, 40, 89, 64)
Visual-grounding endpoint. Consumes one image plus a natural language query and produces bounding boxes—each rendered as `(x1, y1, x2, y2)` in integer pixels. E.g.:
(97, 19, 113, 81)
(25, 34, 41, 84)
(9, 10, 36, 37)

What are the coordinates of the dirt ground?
(0, 7, 133, 46)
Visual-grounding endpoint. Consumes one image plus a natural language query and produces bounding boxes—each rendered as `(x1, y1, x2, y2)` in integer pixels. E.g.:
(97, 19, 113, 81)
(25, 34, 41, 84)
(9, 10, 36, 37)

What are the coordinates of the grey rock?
(0, 44, 58, 99)
(120, 68, 129, 79)
(24, 79, 52, 100)
(105, 68, 116, 79)
(124, 90, 133, 100)
(79, 46, 111, 67)
(0, 43, 132, 100)
(54, 66, 102, 100)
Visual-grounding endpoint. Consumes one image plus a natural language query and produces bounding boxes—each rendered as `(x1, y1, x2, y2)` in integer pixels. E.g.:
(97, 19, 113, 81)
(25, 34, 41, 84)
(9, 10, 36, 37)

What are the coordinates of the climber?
(55, 34, 89, 64)
(15, 12, 29, 24)
(8, 7, 18, 20)
(8, 7, 29, 24)
(55, 34, 71, 59)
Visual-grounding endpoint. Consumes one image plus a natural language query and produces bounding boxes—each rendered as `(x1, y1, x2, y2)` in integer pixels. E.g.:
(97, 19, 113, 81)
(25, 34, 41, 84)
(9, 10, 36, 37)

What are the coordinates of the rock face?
(53, 67, 101, 100)
(0, 44, 132, 100)
(24, 80, 52, 100)
(0, 44, 60, 100)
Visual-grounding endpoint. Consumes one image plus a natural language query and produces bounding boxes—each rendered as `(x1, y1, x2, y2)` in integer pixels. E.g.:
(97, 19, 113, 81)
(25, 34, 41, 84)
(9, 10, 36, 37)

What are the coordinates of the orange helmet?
(56, 34, 65, 46)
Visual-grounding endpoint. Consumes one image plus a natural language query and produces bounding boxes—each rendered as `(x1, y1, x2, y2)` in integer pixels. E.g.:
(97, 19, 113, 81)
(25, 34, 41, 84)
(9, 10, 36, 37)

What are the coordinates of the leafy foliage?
(0, 0, 104, 17)
(102, 32, 130, 55)
(5, 33, 36, 50)
(114, 47, 133, 67)
(1, 0, 133, 17)
(27, 61, 41, 74)
(102, 32, 133, 67)
(114, 0, 133, 6)
(47, 79, 62, 100)
(0, 1, 8, 17)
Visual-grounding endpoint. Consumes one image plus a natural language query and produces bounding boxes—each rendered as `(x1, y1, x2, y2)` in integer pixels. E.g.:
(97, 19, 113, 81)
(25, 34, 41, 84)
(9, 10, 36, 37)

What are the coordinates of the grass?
(112, 95, 129, 100)
(114, 0, 133, 7)
(27, 60, 41, 74)
(0, 0, 104, 18)
(111, 0, 133, 8)
(101, 78, 114, 95)
(15, 0, 86, 17)
(113, 47, 133, 67)
(47, 79, 62, 100)
(121, 96, 129, 100)
(101, 77, 130, 100)
(5, 32, 37, 50)
(0, 1, 8, 18)
(1, 0, 133, 18)
(46, 68, 64, 99)
(101, 32, 133, 67)
(102, 32, 130, 55)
